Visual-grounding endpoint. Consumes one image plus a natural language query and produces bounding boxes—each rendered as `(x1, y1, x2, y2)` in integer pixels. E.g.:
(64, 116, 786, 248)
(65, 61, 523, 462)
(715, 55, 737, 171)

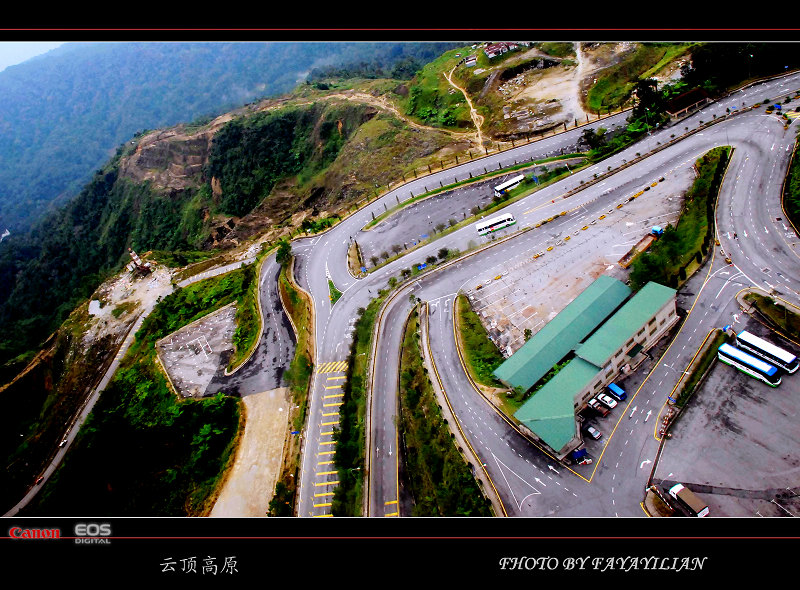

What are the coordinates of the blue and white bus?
(718, 342, 781, 387)
(475, 213, 516, 236)
(493, 174, 525, 198)
(735, 330, 799, 374)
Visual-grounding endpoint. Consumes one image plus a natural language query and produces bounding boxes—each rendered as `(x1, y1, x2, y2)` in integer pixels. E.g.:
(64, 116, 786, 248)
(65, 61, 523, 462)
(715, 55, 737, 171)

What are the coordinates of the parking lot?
(464, 165, 692, 356)
(156, 304, 237, 398)
(654, 317, 800, 516)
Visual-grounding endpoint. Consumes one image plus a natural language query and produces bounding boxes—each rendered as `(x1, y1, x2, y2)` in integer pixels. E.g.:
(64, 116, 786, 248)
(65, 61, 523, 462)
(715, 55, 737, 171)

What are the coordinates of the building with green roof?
(514, 357, 600, 453)
(575, 281, 677, 369)
(493, 275, 631, 393)
(509, 280, 678, 459)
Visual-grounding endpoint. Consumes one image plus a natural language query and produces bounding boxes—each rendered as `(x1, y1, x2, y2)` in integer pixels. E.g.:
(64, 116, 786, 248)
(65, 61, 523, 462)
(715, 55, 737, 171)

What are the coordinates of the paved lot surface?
(654, 317, 800, 516)
(464, 165, 691, 355)
(156, 304, 237, 397)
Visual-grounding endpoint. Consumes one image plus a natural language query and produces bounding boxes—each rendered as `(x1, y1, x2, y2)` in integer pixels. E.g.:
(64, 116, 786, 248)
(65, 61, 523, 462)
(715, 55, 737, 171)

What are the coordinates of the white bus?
(717, 343, 781, 387)
(735, 330, 799, 373)
(475, 213, 516, 235)
(493, 174, 525, 198)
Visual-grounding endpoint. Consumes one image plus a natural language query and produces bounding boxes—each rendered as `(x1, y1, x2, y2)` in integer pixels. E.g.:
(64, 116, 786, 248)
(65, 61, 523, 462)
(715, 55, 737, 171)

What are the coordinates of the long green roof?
(575, 281, 676, 368)
(493, 275, 630, 392)
(513, 357, 599, 452)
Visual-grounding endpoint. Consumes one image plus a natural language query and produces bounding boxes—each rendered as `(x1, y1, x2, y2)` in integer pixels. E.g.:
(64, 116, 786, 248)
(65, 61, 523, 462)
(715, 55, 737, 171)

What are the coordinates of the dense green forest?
(0, 100, 376, 381)
(19, 268, 252, 516)
(0, 41, 457, 234)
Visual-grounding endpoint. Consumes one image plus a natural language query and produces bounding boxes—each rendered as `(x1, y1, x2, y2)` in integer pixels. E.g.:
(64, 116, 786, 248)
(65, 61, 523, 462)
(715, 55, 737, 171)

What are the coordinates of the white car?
(584, 426, 602, 440)
(597, 393, 618, 409)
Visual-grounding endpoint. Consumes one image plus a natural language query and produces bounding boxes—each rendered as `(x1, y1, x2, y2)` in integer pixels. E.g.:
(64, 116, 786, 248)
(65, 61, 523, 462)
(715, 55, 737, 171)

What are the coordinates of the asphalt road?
(293, 70, 800, 517)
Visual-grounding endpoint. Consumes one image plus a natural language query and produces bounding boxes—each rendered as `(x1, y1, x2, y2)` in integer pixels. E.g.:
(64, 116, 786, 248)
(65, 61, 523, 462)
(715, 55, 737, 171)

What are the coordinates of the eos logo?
(74, 523, 111, 544)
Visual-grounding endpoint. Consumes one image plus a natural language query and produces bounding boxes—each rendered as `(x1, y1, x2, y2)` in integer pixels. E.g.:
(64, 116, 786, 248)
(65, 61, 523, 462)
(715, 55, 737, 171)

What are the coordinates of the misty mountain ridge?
(0, 41, 455, 233)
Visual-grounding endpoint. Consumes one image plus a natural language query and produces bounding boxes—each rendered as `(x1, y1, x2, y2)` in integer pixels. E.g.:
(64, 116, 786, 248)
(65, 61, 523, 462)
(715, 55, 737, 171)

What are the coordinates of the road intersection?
(292, 71, 800, 517)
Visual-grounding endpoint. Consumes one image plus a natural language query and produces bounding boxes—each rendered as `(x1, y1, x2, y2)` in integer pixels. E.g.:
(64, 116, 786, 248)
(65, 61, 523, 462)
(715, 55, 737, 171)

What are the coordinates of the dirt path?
(209, 387, 291, 517)
(444, 65, 485, 146)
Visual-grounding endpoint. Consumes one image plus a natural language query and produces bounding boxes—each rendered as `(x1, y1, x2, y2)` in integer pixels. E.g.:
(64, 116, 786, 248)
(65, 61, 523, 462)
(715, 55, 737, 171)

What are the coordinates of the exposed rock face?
(119, 127, 213, 191)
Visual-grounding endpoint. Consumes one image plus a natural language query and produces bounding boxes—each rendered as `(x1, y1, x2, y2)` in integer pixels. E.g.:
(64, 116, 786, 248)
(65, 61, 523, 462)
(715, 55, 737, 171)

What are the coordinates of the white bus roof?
(494, 174, 525, 190)
(738, 330, 796, 364)
(719, 343, 777, 375)
(475, 213, 514, 229)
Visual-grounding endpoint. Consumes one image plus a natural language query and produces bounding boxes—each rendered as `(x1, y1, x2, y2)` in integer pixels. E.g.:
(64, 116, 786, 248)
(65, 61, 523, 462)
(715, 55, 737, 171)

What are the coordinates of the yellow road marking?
(313, 513, 333, 517)
(314, 492, 335, 497)
(314, 502, 332, 508)
(320, 431, 335, 436)
(384, 500, 398, 505)
(314, 480, 340, 487)
(318, 450, 335, 456)
(318, 460, 335, 465)
(326, 376, 346, 380)
(317, 470, 338, 476)
(322, 412, 339, 417)
(320, 441, 336, 445)
(324, 385, 342, 389)
(324, 393, 344, 399)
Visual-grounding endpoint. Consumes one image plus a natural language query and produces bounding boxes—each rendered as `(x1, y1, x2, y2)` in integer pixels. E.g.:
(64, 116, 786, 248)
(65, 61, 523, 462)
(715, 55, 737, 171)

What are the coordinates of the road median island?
(270, 256, 315, 516)
(630, 146, 732, 291)
(398, 304, 493, 516)
(333, 289, 390, 516)
(453, 294, 506, 395)
(225, 250, 273, 375)
(742, 290, 800, 342)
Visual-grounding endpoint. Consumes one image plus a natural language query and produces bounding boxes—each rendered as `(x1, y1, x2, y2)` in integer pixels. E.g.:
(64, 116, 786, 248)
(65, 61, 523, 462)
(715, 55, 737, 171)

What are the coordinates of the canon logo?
(8, 527, 61, 540)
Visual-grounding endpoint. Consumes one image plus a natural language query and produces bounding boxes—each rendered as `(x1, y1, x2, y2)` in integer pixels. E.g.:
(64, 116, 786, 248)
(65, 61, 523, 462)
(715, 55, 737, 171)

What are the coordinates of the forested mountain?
(0, 41, 457, 233)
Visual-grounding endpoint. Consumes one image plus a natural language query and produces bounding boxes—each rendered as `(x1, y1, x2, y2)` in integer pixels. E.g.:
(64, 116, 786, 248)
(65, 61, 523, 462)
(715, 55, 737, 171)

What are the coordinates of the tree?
(276, 239, 292, 267)
(437, 247, 449, 261)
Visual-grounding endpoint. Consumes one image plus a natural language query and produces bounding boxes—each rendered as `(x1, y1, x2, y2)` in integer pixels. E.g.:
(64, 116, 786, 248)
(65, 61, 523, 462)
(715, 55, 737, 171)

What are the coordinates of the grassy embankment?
(454, 294, 507, 398)
(782, 137, 800, 234)
(744, 293, 800, 341)
(22, 267, 256, 516)
(629, 146, 731, 290)
(226, 250, 274, 372)
(269, 258, 314, 516)
(586, 43, 694, 113)
(398, 306, 492, 516)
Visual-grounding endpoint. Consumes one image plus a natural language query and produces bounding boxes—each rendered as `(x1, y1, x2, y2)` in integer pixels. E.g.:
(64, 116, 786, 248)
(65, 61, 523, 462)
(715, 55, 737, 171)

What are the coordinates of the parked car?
(597, 393, 618, 409)
(587, 398, 610, 417)
(584, 425, 602, 440)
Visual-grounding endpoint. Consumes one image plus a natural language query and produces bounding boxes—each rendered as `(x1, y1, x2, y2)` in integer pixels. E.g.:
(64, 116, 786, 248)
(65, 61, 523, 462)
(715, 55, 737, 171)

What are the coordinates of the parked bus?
(493, 174, 525, 198)
(668, 483, 709, 517)
(475, 213, 516, 236)
(735, 330, 799, 374)
(717, 342, 781, 387)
